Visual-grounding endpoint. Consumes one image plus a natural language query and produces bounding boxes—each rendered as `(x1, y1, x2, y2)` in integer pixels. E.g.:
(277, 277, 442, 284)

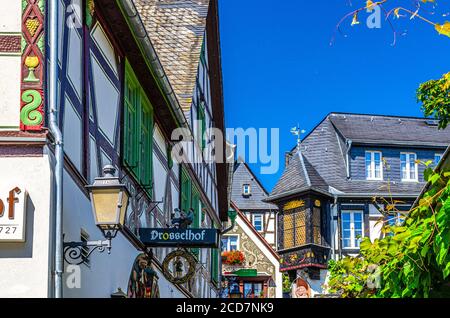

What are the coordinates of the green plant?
(327, 161, 450, 298)
(418, 72, 450, 129)
(282, 273, 292, 293)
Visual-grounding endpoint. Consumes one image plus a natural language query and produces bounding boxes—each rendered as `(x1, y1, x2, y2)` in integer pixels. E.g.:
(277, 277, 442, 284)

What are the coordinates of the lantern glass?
(90, 188, 123, 229)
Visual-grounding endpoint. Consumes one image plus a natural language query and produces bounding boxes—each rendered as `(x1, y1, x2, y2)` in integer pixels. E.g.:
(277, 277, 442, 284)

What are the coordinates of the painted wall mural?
(127, 254, 160, 298)
(224, 225, 277, 298)
(21, 0, 45, 131)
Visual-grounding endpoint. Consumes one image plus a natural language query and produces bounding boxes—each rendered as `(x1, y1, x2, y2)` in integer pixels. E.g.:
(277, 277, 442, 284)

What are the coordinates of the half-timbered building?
(0, 0, 229, 298)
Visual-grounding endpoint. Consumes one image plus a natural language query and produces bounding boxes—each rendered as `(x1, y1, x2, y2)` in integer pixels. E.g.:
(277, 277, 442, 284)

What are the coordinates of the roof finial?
(290, 124, 306, 152)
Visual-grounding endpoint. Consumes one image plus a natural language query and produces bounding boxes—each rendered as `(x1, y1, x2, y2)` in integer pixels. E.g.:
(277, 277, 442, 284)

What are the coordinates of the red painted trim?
(231, 201, 280, 260)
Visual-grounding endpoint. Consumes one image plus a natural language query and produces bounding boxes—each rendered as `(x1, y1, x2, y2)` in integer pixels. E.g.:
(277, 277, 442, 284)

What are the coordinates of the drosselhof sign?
(138, 228, 219, 248)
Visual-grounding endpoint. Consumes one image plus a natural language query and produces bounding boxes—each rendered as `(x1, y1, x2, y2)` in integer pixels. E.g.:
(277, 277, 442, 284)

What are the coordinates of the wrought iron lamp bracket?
(63, 235, 112, 265)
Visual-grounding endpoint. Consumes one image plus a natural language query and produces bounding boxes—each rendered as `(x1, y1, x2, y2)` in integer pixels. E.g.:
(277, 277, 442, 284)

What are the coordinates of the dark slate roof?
(269, 151, 329, 200)
(231, 161, 278, 211)
(329, 113, 450, 147)
(267, 113, 450, 201)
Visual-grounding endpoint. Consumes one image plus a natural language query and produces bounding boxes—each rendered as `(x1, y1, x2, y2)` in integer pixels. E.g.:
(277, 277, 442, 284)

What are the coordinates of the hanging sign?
(162, 249, 197, 285)
(138, 228, 219, 248)
(0, 186, 27, 242)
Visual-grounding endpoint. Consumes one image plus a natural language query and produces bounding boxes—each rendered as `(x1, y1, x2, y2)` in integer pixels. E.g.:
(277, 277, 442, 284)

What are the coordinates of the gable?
(232, 163, 277, 211)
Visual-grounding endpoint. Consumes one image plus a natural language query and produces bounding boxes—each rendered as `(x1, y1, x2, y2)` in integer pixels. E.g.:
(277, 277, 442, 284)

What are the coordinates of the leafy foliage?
(326, 162, 450, 298)
(418, 73, 450, 129)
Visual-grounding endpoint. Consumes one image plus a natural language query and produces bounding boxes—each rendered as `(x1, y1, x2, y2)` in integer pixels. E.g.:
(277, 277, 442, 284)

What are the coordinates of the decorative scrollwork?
(63, 240, 110, 265)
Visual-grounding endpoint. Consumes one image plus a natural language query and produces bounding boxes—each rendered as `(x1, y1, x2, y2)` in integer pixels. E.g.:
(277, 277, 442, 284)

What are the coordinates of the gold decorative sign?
(314, 200, 322, 207)
(0, 186, 27, 242)
(284, 200, 305, 211)
(162, 249, 196, 285)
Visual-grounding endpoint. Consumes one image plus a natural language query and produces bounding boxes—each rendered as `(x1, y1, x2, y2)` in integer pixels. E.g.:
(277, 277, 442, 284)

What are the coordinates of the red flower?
(221, 251, 245, 265)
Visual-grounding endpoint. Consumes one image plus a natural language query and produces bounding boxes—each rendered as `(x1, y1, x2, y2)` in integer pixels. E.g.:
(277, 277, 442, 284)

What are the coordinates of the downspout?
(346, 140, 352, 179)
(49, 0, 64, 298)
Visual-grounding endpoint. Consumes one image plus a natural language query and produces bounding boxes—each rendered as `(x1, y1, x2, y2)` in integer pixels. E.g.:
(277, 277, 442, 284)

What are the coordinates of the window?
(123, 61, 153, 192)
(242, 184, 251, 196)
(283, 208, 306, 249)
(312, 207, 321, 245)
(435, 153, 443, 166)
(386, 212, 405, 227)
(253, 214, 263, 232)
(243, 282, 264, 298)
(385, 212, 406, 236)
(365, 151, 383, 180)
(400, 153, 418, 181)
(197, 102, 207, 151)
(221, 235, 239, 252)
(181, 168, 202, 258)
(341, 211, 364, 249)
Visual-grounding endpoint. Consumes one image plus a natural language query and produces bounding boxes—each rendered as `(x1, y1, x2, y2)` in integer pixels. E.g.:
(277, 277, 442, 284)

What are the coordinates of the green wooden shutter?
(198, 102, 206, 151)
(124, 62, 139, 177)
(211, 247, 219, 283)
(140, 94, 153, 193)
(181, 168, 191, 212)
(124, 60, 154, 195)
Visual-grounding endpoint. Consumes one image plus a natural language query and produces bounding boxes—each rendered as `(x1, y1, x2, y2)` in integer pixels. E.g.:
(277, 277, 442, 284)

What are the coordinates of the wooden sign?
(0, 186, 27, 242)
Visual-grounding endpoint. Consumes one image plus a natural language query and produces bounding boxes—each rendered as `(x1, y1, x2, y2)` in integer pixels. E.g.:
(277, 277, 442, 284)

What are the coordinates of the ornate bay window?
(276, 195, 330, 274)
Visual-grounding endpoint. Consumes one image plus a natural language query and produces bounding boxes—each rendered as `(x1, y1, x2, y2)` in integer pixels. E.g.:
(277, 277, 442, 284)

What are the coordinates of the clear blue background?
(219, 0, 450, 192)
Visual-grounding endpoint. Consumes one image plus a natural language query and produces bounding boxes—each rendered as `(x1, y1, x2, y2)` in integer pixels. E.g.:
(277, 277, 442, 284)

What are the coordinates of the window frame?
(400, 152, 418, 182)
(252, 214, 264, 232)
(222, 235, 239, 252)
(365, 151, 383, 181)
(242, 184, 251, 196)
(435, 153, 443, 166)
(341, 210, 364, 249)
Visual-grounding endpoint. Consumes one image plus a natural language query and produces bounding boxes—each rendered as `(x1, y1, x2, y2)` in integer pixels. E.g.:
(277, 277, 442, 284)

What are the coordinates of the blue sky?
(218, 0, 450, 192)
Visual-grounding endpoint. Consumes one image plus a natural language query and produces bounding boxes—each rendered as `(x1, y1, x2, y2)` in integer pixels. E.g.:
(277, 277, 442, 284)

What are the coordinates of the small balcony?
(278, 244, 330, 272)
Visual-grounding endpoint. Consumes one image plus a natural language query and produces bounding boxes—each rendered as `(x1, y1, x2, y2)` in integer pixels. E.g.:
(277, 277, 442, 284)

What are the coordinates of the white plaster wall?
(62, 169, 139, 298)
(0, 0, 23, 129)
(0, 0, 21, 32)
(0, 151, 53, 297)
(0, 55, 21, 129)
(236, 216, 283, 298)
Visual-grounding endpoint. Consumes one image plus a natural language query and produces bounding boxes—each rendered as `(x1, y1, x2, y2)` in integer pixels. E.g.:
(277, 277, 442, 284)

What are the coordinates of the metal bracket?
(63, 238, 112, 265)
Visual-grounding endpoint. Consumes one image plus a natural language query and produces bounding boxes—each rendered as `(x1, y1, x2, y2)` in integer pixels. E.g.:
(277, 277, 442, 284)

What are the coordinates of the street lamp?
(87, 165, 130, 239)
(63, 166, 130, 265)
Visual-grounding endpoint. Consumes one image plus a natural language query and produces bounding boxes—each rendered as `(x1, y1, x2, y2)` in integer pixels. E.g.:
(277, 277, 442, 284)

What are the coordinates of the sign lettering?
(139, 228, 219, 248)
(0, 186, 27, 242)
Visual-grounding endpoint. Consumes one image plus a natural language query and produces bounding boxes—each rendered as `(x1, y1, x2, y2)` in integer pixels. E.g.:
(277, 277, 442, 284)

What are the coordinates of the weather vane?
(290, 124, 305, 151)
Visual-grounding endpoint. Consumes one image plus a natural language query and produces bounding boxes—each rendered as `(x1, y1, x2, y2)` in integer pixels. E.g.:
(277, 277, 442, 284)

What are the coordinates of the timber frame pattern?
(21, 0, 45, 131)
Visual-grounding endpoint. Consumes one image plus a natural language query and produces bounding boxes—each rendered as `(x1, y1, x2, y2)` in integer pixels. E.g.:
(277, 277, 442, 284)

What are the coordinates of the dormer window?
(365, 151, 383, 180)
(242, 184, 251, 196)
(401, 153, 418, 182)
